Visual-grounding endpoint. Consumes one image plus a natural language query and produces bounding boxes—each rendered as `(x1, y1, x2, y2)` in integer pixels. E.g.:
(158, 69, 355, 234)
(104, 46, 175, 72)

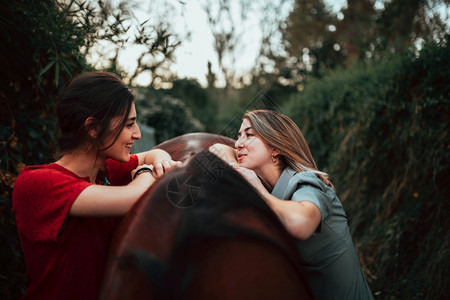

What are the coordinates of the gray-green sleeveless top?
(271, 168, 374, 300)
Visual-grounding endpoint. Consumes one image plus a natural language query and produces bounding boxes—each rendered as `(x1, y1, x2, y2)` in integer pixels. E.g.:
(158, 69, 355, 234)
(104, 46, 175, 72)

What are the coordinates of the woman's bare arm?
(70, 148, 182, 217)
(234, 167, 321, 240)
(69, 171, 155, 217)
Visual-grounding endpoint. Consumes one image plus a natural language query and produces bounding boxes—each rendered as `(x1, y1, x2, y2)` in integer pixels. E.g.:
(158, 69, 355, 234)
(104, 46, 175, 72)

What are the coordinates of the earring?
(271, 154, 277, 163)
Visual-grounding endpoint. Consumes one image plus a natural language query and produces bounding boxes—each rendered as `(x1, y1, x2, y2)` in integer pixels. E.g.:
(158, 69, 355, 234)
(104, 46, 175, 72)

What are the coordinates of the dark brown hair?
(56, 71, 135, 155)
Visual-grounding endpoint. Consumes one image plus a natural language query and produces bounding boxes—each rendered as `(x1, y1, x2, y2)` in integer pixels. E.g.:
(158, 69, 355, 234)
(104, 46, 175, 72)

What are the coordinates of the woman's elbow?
(287, 213, 319, 240)
(289, 226, 314, 241)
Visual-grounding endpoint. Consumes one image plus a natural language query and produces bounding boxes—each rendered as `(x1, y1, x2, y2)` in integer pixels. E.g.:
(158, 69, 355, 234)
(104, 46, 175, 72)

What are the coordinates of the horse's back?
(154, 132, 235, 162)
(100, 133, 312, 299)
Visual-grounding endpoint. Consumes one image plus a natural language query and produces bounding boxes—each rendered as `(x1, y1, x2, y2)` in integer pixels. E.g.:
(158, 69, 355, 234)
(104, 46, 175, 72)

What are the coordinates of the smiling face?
(234, 118, 274, 172)
(101, 103, 141, 162)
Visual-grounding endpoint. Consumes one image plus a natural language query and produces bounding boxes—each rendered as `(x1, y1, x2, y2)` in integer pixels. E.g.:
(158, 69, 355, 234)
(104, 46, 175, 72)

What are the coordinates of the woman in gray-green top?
(210, 110, 374, 300)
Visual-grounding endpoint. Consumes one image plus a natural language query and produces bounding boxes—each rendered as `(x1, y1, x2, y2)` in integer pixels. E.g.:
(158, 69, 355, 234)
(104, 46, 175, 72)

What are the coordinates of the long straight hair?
(243, 110, 332, 187)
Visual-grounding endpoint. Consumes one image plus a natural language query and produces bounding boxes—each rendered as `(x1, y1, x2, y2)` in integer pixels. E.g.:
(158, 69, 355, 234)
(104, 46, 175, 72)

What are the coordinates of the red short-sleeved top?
(12, 155, 139, 300)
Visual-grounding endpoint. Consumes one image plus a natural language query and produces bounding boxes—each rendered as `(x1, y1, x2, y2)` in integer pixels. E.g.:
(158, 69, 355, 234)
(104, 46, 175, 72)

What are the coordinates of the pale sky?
(87, 0, 353, 87)
(117, 0, 281, 87)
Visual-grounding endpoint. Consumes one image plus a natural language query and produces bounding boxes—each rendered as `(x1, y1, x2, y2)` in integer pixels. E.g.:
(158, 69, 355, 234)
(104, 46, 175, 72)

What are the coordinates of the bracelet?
(133, 167, 153, 180)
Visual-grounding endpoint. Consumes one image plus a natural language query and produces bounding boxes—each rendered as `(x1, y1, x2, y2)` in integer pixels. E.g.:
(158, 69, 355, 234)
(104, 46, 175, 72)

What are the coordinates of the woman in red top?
(12, 71, 181, 300)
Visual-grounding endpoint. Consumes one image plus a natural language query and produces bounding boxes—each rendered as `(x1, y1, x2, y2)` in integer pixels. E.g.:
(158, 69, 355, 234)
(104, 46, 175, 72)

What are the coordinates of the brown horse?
(100, 133, 312, 299)
(153, 132, 236, 162)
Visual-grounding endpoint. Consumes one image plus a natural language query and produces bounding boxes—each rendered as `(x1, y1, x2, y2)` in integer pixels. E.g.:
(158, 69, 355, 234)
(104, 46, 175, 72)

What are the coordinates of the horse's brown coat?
(100, 133, 311, 299)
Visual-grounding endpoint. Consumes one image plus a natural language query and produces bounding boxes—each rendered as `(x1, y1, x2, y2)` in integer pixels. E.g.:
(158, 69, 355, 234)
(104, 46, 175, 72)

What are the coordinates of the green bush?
(283, 58, 398, 173)
(168, 79, 219, 132)
(283, 38, 450, 299)
(137, 95, 204, 144)
(0, 1, 91, 298)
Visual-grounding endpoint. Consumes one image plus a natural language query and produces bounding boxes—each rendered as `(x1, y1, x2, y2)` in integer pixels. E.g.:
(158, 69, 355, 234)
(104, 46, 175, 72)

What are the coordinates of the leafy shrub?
(137, 95, 204, 144)
(168, 79, 218, 132)
(0, 1, 91, 297)
(283, 38, 449, 299)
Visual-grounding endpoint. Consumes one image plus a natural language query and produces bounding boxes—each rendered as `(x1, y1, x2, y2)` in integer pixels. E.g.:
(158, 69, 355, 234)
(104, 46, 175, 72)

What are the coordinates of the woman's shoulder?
(16, 163, 55, 179)
(18, 163, 76, 178)
(13, 163, 92, 212)
(15, 163, 87, 188)
(290, 170, 325, 188)
(285, 170, 335, 199)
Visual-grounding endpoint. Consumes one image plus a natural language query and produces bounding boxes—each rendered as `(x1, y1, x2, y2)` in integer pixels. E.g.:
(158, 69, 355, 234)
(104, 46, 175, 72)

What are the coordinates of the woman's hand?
(233, 166, 269, 197)
(209, 143, 238, 167)
(137, 148, 182, 178)
(152, 159, 182, 178)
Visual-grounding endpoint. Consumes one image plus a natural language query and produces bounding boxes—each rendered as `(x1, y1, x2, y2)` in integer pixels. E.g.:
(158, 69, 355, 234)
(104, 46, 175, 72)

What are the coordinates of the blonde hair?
(243, 110, 332, 187)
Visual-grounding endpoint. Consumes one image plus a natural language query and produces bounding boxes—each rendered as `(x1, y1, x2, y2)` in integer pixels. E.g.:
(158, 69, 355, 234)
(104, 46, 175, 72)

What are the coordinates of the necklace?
(101, 176, 110, 186)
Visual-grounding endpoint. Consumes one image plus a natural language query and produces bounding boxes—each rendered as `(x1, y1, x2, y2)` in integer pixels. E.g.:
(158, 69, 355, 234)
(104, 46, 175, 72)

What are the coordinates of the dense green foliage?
(278, 0, 449, 82)
(0, 1, 91, 297)
(137, 94, 204, 145)
(283, 39, 449, 299)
